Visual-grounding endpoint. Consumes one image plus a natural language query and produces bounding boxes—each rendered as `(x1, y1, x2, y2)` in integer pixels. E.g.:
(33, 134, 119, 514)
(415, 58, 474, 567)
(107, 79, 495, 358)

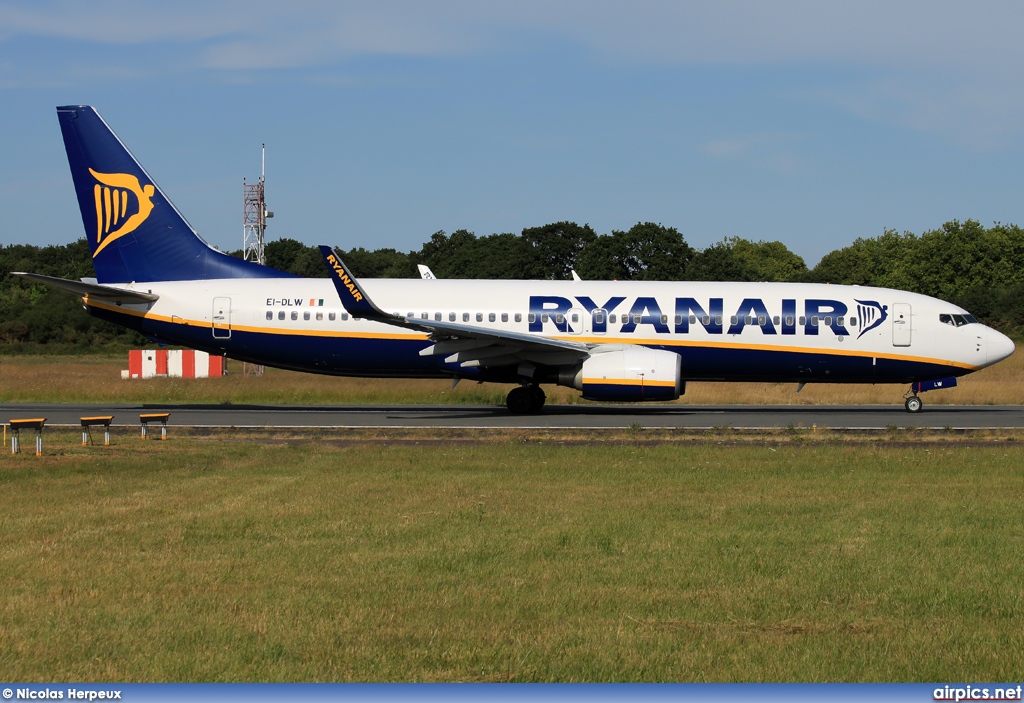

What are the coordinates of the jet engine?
(558, 346, 682, 402)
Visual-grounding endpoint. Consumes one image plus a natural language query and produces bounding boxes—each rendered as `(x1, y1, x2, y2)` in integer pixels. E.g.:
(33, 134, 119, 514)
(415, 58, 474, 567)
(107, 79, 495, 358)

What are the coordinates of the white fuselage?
(85, 277, 1014, 385)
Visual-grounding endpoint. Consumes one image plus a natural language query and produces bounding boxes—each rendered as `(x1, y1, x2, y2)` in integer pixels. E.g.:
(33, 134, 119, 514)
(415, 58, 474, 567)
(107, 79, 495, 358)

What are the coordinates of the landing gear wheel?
(905, 396, 923, 413)
(528, 385, 546, 413)
(506, 385, 546, 415)
(506, 386, 534, 415)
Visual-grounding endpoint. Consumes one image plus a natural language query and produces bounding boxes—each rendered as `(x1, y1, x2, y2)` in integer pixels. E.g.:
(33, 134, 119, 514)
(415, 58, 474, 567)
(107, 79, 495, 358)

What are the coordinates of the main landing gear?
(506, 385, 546, 415)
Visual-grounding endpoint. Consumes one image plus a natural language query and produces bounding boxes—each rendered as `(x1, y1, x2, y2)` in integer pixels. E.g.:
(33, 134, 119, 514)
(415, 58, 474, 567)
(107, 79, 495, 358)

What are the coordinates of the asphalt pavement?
(4, 403, 1024, 429)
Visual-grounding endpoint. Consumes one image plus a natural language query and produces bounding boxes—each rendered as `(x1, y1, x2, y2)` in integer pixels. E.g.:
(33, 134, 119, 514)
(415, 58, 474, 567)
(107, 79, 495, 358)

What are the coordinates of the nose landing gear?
(903, 377, 958, 413)
(506, 385, 546, 414)
(904, 393, 923, 413)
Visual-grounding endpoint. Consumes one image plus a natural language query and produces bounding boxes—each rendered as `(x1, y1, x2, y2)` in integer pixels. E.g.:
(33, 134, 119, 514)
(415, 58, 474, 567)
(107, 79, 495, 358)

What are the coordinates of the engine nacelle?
(561, 346, 682, 402)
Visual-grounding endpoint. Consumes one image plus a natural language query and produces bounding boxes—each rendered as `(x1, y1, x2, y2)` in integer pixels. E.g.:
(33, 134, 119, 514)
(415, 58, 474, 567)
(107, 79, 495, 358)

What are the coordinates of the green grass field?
(1, 434, 1022, 681)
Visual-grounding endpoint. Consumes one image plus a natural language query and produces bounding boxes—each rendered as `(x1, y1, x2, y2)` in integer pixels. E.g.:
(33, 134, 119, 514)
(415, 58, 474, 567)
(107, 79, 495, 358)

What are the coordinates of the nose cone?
(987, 327, 1015, 365)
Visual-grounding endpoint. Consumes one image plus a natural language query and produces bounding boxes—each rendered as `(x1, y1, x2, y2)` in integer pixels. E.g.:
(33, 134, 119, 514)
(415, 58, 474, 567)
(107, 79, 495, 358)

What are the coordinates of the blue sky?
(2, 1, 1024, 266)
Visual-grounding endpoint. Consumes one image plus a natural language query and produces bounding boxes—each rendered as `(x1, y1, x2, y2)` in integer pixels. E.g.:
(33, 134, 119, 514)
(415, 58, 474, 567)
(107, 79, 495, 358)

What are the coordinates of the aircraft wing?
(13, 272, 160, 303)
(319, 246, 589, 369)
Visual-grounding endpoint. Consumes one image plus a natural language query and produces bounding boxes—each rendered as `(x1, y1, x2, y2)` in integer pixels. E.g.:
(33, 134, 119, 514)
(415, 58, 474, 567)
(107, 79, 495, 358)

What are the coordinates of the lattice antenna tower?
(242, 145, 272, 378)
(243, 144, 273, 265)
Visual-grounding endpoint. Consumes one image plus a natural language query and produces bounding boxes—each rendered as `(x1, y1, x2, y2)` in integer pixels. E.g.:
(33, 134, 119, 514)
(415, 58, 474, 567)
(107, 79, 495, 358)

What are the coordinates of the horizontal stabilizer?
(13, 272, 159, 303)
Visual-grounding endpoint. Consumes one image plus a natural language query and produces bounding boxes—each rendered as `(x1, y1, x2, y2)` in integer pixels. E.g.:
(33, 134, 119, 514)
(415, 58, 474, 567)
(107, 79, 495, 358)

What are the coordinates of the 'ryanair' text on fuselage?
(530, 295, 890, 338)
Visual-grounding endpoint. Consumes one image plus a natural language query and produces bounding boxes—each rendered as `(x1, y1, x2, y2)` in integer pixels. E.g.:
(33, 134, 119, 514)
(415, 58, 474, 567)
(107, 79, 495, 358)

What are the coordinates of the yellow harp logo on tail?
(89, 168, 156, 258)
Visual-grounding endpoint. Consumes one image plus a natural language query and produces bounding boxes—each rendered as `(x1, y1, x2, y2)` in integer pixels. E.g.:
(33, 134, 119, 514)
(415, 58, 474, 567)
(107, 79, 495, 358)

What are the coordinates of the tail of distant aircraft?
(56, 105, 288, 283)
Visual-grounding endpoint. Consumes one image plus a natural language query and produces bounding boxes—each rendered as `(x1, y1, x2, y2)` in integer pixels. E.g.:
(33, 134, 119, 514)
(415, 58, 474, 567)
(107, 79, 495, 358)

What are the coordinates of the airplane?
(15, 105, 1016, 414)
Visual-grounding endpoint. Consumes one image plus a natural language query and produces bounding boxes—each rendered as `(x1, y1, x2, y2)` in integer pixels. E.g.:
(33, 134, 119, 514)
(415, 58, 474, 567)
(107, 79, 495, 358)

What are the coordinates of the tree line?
(2, 219, 1023, 352)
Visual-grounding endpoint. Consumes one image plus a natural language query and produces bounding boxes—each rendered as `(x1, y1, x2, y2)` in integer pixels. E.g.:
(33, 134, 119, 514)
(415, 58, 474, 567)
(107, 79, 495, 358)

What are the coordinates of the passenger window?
(594, 311, 605, 325)
(303, 311, 311, 321)
(633, 314, 641, 324)
(463, 312, 470, 322)
(291, 311, 298, 321)
(528, 313, 536, 323)
(660, 314, 668, 324)
(571, 313, 579, 323)
(542, 313, 549, 323)
(674, 315, 682, 325)
(773, 316, 780, 325)
(689, 315, 697, 324)
(609, 314, 616, 323)
(501, 313, 509, 322)
(785, 316, 794, 326)
(435, 312, 442, 321)
(849, 317, 856, 326)
(799, 316, 806, 325)
(316, 312, 323, 321)
(757, 315, 766, 326)
(476, 313, 483, 322)
(449, 312, 456, 322)
(421, 312, 428, 319)
(329, 312, 336, 321)
(743, 316, 752, 325)
(266, 311, 273, 320)
(836, 316, 844, 326)
(515, 313, 522, 323)
(555, 313, 564, 324)
(278, 311, 285, 320)
(731, 316, 738, 325)
(702, 315, 710, 325)
(714, 315, 722, 325)
(823, 316, 832, 326)
(811, 316, 819, 326)
(486, 312, 494, 322)
(342, 313, 349, 321)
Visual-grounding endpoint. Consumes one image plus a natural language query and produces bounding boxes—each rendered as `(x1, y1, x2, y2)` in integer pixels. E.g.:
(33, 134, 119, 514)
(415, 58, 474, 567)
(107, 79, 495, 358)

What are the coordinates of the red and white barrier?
(124, 350, 226, 379)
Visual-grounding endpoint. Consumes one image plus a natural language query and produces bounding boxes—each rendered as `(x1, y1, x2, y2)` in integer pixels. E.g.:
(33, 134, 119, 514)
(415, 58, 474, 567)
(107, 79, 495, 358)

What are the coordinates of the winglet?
(319, 246, 390, 319)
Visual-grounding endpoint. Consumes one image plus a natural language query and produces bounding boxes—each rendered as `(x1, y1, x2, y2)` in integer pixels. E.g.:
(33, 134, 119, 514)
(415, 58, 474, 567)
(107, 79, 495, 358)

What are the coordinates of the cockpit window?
(939, 313, 978, 327)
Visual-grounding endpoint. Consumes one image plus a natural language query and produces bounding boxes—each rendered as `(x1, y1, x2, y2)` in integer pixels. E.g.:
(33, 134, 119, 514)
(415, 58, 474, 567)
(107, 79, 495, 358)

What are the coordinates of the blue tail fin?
(57, 105, 290, 283)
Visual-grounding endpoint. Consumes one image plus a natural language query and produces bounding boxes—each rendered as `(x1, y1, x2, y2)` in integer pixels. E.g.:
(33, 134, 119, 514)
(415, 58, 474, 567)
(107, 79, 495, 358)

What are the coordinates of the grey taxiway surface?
(4, 403, 1024, 429)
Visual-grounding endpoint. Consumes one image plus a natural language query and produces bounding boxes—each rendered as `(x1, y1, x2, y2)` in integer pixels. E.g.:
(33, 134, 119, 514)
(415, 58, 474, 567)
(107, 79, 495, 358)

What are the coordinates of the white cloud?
(700, 132, 804, 173)
(4, 1, 1024, 147)
(702, 139, 750, 158)
(5, 0, 1019, 70)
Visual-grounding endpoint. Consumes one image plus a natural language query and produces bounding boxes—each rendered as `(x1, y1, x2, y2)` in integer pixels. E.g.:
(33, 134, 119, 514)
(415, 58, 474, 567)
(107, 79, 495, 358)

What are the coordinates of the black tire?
(528, 385, 547, 412)
(506, 386, 534, 414)
(905, 396, 923, 413)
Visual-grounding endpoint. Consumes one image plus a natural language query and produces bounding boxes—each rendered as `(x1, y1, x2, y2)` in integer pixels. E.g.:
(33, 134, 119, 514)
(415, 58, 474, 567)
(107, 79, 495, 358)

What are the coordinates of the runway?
(4, 403, 1024, 429)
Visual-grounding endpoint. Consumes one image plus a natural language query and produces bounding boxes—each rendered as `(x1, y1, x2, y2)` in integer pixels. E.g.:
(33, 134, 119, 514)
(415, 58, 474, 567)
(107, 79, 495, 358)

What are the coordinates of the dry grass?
(0, 350, 1021, 406)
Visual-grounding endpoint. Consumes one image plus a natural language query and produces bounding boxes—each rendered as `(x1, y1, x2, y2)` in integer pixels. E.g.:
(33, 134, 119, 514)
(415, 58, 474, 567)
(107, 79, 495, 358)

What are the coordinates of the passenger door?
(892, 303, 911, 347)
(212, 297, 232, 339)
